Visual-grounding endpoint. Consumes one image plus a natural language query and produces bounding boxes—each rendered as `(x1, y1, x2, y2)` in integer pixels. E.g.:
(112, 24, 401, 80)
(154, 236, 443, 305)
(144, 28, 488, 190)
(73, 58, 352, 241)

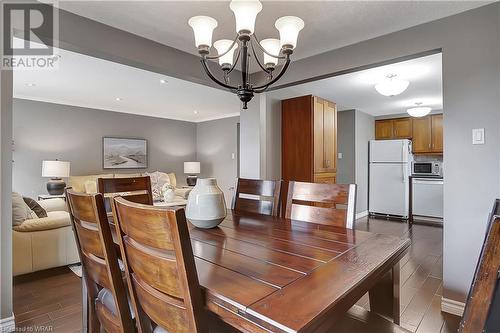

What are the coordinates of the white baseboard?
(355, 210, 368, 220)
(441, 297, 465, 317)
(0, 314, 15, 332)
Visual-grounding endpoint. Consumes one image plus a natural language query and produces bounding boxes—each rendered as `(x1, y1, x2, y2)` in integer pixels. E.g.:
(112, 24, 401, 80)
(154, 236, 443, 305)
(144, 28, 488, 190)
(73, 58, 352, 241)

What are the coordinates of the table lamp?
(184, 161, 200, 186)
(42, 160, 70, 195)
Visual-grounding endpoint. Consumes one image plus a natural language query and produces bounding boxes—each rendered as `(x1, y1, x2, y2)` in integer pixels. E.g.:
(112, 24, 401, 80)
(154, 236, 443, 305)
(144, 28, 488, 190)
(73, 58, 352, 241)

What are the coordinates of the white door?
(369, 163, 409, 217)
(370, 140, 410, 163)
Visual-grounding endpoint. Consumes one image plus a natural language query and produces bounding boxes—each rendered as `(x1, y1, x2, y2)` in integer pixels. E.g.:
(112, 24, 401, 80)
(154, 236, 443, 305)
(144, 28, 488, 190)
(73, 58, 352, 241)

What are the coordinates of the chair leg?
(88, 297, 101, 333)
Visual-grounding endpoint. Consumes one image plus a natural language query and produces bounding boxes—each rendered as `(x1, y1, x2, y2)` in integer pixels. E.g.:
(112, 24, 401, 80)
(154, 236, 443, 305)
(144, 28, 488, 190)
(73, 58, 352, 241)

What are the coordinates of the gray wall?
(239, 102, 261, 179)
(355, 110, 375, 214)
(254, 3, 500, 304)
(337, 110, 356, 184)
(13, 99, 197, 197)
(196, 116, 240, 206)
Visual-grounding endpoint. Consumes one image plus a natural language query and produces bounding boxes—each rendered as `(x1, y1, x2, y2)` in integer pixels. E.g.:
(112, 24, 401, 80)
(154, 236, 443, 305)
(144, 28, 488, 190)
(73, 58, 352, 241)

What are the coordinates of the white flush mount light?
(26, 83, 36, 87)
(407, 102, 432, 117)
(193, 110, 199, 114)
(160, 79, 167, 84)
(115, 97, 122, 101)
(214, 39, 239, 69)
(375, 74, 409, 96)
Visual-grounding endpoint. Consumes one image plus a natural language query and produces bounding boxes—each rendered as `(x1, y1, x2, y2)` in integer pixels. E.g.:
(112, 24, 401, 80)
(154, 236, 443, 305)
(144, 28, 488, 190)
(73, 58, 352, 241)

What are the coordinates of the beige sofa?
(13, 172, 186, 276)
(13, 198, 79, 276)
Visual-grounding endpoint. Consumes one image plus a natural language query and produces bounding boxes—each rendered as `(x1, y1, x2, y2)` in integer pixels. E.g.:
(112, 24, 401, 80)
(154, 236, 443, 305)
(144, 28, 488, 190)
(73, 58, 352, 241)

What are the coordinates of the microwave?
(412, 161, 442, 176)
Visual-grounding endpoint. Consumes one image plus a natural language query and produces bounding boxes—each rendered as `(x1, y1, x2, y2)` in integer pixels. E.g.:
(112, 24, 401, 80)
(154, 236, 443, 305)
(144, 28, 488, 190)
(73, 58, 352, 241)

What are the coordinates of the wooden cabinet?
(282, 95, 337, 185)
(375, 115, 443, 154)
(375, 120, 393, 139)
(412, 115, 443, 154)
(375, 118, 412, 140)
(393, 118, 412, 139)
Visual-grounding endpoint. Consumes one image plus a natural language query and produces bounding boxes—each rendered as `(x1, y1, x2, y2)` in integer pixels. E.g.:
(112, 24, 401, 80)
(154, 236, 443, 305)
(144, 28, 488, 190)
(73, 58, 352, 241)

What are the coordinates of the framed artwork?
(103, 137, 148, 169)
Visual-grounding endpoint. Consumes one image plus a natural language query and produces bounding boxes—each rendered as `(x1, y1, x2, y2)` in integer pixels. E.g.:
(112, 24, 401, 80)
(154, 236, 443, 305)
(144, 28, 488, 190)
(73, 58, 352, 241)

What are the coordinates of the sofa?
(13, 198, 79, 276)
(13, 172, 187, 276)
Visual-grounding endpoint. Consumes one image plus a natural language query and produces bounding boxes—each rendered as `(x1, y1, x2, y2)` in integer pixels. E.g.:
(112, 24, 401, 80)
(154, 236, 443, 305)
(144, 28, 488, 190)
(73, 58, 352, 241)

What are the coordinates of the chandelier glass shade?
(188, 0, 304, 109)
(375, 74, 410, 97)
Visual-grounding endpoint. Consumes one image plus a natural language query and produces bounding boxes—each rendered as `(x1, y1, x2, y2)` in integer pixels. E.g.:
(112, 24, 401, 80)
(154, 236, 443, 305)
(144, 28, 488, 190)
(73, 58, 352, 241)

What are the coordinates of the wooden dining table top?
(191, 211, 409, 333)
(109, 210, 410, 333)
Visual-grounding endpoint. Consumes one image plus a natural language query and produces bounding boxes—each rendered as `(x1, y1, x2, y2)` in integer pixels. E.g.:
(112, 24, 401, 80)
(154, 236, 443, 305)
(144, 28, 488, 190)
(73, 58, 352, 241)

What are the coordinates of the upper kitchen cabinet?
(412, 114, 443, 154)
(282, 95, 337, 184)
(375, 114, 443, 154)
(375, 118, 412, 140)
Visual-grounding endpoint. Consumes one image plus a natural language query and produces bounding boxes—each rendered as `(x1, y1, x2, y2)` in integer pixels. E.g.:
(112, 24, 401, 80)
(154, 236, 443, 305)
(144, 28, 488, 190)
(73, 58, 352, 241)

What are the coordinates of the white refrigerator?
(369, 139, 412, 218)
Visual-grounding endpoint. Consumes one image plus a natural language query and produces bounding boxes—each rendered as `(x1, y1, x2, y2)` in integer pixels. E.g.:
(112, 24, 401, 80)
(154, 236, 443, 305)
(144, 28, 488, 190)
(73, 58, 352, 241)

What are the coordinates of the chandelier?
(188, 0, 304, 109)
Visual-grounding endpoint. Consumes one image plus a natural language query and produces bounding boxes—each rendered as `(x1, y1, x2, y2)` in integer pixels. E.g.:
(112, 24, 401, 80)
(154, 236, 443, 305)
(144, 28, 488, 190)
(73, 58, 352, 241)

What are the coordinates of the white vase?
(186, 178, 226, 229)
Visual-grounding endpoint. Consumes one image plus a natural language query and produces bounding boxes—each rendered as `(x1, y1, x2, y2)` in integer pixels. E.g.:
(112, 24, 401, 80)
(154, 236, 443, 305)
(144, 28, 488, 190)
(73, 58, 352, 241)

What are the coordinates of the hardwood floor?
(13, 217, 461, 333)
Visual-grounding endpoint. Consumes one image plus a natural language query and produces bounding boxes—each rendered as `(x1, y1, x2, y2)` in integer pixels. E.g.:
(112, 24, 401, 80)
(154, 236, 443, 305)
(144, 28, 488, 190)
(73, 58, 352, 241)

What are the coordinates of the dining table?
(83, 210, 410, 333)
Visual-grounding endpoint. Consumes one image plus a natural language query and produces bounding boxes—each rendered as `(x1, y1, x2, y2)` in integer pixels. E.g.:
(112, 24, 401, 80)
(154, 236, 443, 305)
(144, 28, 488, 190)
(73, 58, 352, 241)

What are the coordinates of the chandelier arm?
(252, 57, 291, 90)
(200, 59, 238, 91)
(225, 47, 241, 76)
(205, 35, 239, 60)
(250, 38, 271, 74)
(252, 34, 287, 60)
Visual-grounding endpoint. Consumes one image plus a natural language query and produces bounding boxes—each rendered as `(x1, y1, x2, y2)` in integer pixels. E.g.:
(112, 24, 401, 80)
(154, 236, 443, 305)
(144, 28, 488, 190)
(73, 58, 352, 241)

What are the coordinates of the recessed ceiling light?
(26, 83, 36, 87)
(115, 97, 122, 101)
(193, 110, 199, 114)
(160, 79, 167, 84)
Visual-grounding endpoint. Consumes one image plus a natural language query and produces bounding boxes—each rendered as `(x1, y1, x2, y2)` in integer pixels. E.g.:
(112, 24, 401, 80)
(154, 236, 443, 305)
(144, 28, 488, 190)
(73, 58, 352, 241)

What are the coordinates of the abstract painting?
(103, 137, 147, 169)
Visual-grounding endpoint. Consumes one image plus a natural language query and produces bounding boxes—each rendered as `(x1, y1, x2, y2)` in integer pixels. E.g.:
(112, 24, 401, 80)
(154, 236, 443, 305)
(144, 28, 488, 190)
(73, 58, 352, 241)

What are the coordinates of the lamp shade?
(42, 160, 70, 178)
(407, 106, 432, 117)
(260, 38, 281, 67)
(230, 0, 262, 34)
(188, 16, 218, 48)
(184, 162, 201, 174)
(275, 16, 304, 49)
(214, 39, 238, 67)
(374, 75, 409, 96)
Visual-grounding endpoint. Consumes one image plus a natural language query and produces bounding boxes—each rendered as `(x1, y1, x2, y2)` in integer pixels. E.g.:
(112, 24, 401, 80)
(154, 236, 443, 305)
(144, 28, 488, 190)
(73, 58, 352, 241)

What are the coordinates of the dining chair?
(459, 199, 500, 333)
(65, 189, 135, 333)
(97, 176, 153, 212)
(285, 181, 357, 228)
(111, 196, 207, 333)
(232, 178, 282, 216)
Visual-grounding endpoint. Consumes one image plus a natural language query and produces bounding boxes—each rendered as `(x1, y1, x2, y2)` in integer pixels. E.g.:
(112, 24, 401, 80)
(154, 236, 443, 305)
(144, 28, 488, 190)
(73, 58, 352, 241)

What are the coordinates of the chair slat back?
(98, 176, 153, 212)
(460, 199, 500, 333)
(65, 189, 134, 333)
(232, 178, 282, 216)
(285, 181, 356, 228)
(112, 197, 207, 333)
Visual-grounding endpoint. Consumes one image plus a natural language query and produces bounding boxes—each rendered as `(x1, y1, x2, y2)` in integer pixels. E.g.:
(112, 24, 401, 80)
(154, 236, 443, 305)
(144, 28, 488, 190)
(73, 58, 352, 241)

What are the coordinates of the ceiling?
(14, 42, 241, 123)
(269, 53, 442, 116)
(58, 1, 486, 71)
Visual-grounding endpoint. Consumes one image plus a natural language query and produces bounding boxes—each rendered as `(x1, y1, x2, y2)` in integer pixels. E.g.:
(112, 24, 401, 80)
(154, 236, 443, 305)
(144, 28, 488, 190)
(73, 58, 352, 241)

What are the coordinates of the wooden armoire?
(281, 95, 338, 187)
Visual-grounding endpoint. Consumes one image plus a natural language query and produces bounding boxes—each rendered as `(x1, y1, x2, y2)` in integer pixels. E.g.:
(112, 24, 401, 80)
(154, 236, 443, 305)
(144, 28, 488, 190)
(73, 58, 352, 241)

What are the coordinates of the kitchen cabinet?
(375, 118, 412, 140)
(375, 115, 443, 154)
(282, 95, 337, 183)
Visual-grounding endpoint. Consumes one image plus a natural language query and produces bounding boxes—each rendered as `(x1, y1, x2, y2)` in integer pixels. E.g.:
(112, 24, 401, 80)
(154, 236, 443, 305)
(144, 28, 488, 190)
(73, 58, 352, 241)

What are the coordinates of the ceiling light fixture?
(188, 0, 304, 109)
(160, 79, 167, 84)
(407, 102, 432, 117)
(193, 110, 199, 114)
(375, 74, 409, 96)
(26, 83, 36, 87)
(115, 97, 122, 101)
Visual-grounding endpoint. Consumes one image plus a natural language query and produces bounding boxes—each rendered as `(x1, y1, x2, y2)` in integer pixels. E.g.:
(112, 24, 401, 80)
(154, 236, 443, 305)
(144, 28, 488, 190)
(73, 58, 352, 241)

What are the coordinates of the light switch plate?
(338, 152, 343, 159)
(472, 128, 485, 145)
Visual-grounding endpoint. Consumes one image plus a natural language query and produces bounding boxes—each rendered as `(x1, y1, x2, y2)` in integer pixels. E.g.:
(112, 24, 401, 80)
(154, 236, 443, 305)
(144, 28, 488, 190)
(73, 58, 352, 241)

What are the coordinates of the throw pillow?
(145, 171, 171, 201)
(23, 197, 48, 218)
(12, 192, 36, 226)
